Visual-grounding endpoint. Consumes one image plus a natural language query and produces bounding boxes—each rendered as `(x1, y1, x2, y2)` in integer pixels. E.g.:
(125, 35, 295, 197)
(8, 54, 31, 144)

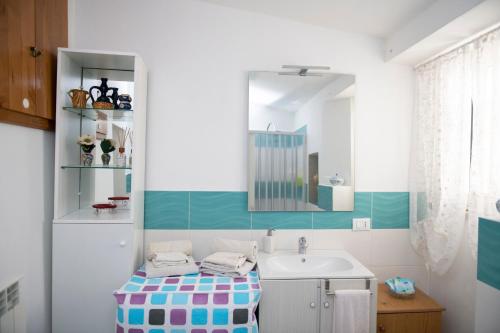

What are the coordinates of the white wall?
(0, 123, 54, 333)
(69, 0, 413, 192)
(428, 231, 477, 333)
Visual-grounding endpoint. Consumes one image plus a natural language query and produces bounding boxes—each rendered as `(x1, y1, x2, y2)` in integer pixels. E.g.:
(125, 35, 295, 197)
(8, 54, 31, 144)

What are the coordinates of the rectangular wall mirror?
(248, 70, 355, 211)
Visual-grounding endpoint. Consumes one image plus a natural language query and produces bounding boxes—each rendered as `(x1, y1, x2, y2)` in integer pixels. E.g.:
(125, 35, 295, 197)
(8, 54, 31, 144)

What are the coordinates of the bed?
(114, 268, 261, 333)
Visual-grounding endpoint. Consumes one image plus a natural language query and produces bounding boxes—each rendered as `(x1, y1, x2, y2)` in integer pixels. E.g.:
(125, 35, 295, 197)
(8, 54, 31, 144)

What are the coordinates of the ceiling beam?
(385, 0, 487, 63)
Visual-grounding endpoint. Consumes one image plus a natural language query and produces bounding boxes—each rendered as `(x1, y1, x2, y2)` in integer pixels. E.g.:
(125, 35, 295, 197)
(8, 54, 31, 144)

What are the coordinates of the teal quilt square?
(191, 308, 208, 325)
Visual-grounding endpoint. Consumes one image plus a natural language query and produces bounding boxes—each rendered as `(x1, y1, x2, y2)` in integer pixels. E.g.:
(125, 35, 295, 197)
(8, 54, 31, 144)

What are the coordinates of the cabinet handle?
(30, 46, 42, 58)
(323, 302, 330, 308)
(119, 241, 127, 247)
(309, 302, 316, 308)
(378, 325, 386, 332)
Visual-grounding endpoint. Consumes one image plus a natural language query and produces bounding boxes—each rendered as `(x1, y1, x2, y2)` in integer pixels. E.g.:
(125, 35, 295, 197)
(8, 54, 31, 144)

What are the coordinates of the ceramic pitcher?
(67, 89, 90, 108)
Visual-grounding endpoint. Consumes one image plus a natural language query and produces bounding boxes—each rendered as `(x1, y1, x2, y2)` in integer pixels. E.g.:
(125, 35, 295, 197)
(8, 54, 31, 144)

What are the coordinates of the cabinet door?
(377, 312, 442, 333)
(52, 223, 134, 333)
(259, 279, 320, 333)
(0, 0, 37, 115)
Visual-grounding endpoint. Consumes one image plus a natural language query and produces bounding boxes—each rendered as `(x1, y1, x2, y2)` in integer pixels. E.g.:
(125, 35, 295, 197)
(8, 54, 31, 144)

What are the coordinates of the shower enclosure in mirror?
(248, 69, 355, 211)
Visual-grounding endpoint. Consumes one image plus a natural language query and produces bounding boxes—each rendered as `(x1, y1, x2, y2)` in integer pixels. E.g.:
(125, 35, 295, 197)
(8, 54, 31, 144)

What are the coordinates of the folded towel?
(200, 260, 256, 277)
(202, 252, 247, 271)
(212, 238, 258, 263)
(145, 256, 199, 278)
(154, 252, 188, 263)
(333, 290, 370, 333)
(149, 240, 192, 256)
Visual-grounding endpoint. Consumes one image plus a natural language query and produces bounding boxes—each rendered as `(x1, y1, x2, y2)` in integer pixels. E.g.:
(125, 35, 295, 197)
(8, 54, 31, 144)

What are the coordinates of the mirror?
(248, 71, 355, 211)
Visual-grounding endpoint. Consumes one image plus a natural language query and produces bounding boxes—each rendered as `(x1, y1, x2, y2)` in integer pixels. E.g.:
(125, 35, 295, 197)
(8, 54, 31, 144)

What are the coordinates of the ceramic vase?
(82, 152, 94, 166)
(101, 153, 111, 166)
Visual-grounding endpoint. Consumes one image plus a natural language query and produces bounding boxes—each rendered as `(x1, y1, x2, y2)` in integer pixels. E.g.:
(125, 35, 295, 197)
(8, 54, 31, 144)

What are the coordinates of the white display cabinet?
(52, 48, 147, 333)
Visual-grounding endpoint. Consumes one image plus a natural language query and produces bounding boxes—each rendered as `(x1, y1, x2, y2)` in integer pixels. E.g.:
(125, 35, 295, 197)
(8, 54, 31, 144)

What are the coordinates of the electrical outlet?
(352, 218, 371, 231)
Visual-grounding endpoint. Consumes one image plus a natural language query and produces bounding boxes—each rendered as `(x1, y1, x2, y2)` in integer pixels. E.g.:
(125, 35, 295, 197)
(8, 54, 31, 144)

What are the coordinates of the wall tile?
(251, 211, 312, 229)
(313, 192, 372, 229)
(144, 191, 189, 229)
(190, 191, 250, 229)
(372, 192, 409, 229)
(478, 218, 500, 290)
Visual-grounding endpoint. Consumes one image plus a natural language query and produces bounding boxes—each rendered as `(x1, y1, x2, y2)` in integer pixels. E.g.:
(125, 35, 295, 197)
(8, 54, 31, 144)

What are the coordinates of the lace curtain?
(410, 28, 500, 274)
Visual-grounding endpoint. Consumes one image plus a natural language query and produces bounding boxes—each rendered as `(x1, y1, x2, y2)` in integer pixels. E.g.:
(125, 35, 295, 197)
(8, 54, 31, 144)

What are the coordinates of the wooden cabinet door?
(259, 279, 321, 333)
(35, 0, 67, 120)
(0, 0, 37, 115)
(377, 312, 442, 333)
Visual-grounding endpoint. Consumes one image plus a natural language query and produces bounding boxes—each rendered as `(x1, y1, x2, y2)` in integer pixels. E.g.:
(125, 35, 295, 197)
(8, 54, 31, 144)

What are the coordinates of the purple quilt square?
(212, 330, 228, 333)
(142, 285, 159, 291)
(234, 277, 247, 283)
(114, 293, 126, 304)
(180, 285, 195, 291)
(192, 293, 208, 305)
(165, 278, 180, 284)
(170, 309, 187, 325)
(191, 330, 207, 333)
(128, 330, 144, 333)
(201, 272, 213, 277)
(116, 324, 124, 333)
(213, 293, 229, 304)
(135, 271, 146, 277)
(251, 284, 260, 289)
(130, 294, 146, 304)
(216, 284, 230, 290)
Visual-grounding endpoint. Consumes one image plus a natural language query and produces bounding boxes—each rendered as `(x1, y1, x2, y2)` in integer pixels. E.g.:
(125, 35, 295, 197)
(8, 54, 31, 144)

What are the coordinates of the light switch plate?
(352, 218, 371, 231)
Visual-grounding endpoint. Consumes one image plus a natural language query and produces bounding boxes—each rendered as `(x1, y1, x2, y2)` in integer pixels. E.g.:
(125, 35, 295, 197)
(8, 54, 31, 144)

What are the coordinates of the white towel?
(200, 261, 255, 277)
(149, 240, 192, 256)
(333, 290, 370, 333)
(202, 252, 246, 270)
(154, 252, 188, 263)
(212, 238, 258, 263)
(145, 256, 199, 278)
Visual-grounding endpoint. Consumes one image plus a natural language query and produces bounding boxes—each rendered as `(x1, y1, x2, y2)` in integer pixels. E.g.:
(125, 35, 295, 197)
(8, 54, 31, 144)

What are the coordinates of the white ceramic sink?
(258, 250, 374, 279)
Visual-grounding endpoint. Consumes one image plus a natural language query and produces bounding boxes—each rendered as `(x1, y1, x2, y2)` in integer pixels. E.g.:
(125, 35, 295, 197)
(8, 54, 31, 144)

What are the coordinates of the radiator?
(0, 278, 24, 333)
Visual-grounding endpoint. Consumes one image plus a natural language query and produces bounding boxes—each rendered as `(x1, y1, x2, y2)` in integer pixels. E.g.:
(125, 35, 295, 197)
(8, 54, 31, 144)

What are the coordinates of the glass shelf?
(61, 164, 131, 170)
(63, 106, 133, 121)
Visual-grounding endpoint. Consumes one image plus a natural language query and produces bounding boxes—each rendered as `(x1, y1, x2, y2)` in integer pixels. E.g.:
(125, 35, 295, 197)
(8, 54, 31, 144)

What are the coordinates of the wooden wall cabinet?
(377, 284, 445, 333)
(0, 0, 67, 131)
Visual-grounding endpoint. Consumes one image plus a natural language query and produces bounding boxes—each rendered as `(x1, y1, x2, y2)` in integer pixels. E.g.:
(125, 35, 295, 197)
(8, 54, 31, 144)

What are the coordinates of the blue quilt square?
(234, 284, 249, 290)
(171, 330, 186, 333)
(151, 293, 167, 305)
(182, 278, 197, 284)
(128, 308, 144, 325)
(234, 293, 249, 304)
(213, 308, 229, 325)
(216, 277, 231, 284)
(124, 284, 141, 292)
(131, 276, 146, 284)
(172, 293, 188, 305)
(253, 291, 261, 302)
(146, 278, 163, 284)
(233, 328, 248, 333)
(197, 285, 213, 291)
(191, 308, 208, 325)
(117, 307, 124, 323)
(200, 278, 214, 284)
(161, 285, 177, 292)
(149, 330, 165, 333)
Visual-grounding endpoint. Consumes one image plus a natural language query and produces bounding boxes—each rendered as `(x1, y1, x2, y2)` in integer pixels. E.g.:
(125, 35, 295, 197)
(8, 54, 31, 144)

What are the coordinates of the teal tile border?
(144, 191, 409, 230)
(317, 185, 333, 211)
(144, 191, 189, 229)
(478, 217, 500, 291)
(372, 192, 409, 229)
(190, 192, 250, 229)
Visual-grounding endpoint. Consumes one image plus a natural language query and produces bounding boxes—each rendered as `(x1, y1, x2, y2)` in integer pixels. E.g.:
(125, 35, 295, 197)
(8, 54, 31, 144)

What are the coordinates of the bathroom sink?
(258, 250, 374, 279)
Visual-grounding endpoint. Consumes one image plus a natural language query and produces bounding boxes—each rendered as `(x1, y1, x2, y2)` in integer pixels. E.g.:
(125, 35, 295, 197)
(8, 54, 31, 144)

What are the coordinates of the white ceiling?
(197, 0, 438, 37)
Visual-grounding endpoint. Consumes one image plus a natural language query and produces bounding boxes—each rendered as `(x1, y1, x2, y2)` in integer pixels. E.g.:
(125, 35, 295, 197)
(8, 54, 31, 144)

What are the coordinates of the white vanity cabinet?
(259, 278, 377, 333)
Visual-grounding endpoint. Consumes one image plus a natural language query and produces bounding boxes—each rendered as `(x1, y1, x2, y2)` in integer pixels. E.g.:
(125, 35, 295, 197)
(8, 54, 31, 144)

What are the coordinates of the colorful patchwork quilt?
(114, 268, 261, 333)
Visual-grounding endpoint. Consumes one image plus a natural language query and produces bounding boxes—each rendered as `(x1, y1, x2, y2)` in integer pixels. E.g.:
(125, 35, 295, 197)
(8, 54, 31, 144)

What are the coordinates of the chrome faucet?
(298, 236, 308, 255)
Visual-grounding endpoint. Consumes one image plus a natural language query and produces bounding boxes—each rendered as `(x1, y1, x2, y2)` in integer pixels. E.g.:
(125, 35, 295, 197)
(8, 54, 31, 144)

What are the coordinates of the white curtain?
(467, 30, 500, 257)
(411, 28, 500, 274)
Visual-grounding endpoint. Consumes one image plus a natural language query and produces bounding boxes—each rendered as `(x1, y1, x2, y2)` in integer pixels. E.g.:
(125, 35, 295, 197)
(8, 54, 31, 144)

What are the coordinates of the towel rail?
(325, 278, 374, 296)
